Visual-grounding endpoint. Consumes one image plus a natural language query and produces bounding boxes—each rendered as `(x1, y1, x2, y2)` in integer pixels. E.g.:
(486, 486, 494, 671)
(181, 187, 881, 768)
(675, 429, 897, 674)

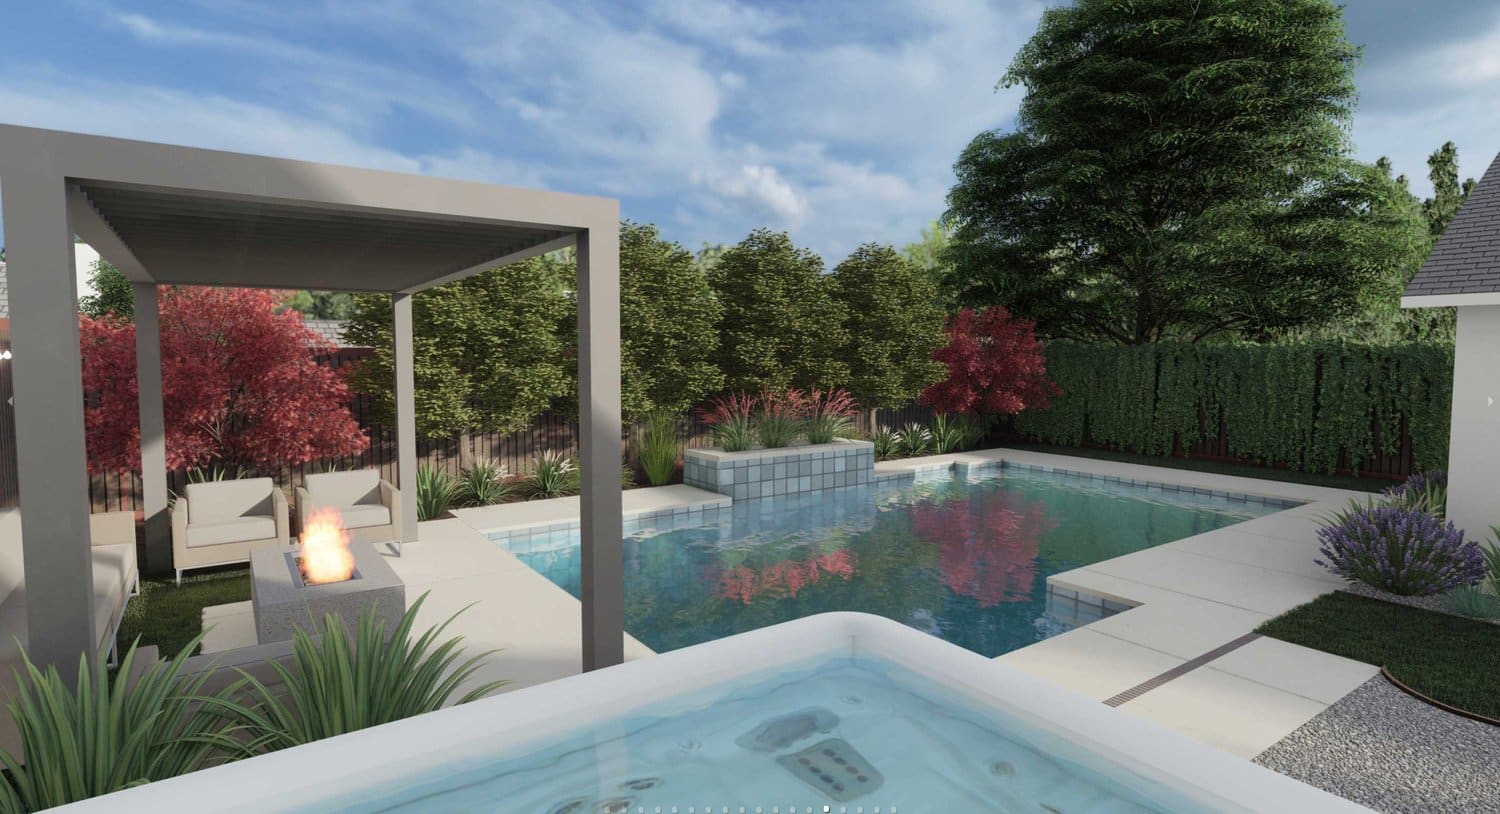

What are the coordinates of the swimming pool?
(496, 464, 1289, 657)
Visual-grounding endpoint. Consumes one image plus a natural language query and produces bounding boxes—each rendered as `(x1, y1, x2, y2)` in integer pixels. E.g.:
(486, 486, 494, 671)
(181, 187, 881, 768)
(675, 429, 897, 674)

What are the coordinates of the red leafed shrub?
(80, 287, 369, 474)
(920, 306, 1057, 416)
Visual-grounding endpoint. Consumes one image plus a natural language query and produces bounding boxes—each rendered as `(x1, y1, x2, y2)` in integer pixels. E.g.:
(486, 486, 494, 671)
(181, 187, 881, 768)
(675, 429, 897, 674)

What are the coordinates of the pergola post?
(391, 292, 419, 544)
(0, 170, 97, 681)
(576, 221, 623, 671)
(132, 282, 171, 573)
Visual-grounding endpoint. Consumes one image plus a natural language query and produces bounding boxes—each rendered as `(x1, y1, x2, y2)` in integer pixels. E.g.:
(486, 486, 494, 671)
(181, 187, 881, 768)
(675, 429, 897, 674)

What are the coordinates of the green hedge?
(1011, 342, 1453, 475)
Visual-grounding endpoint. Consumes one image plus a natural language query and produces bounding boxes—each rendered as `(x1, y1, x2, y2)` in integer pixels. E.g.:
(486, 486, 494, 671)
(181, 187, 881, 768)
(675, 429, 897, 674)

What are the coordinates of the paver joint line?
(1103, 632, 1262, 707)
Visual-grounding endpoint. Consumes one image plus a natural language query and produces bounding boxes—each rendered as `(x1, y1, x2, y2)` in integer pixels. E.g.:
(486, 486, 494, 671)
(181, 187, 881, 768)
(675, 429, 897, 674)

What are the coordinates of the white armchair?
(171, 477, 290, 585)
(297, 470, 403, 555)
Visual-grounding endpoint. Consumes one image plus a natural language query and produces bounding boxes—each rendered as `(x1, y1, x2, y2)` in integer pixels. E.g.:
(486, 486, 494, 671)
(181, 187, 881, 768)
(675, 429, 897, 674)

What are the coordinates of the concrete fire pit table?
(250, 542, 406, 645)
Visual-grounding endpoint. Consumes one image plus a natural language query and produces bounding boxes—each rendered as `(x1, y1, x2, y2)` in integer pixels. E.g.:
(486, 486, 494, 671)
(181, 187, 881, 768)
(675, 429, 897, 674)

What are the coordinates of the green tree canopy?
(944, 0, 1425, 344)
(1422, 141, 1478, 238)
(619, 221, 724, 417)
(281, 291, 356, 320)
(830, 244, 946, 410)
(709, 229, 849, 392)
(78, 259, 134, 320)
(900, 221, 956, 306)
(344, 258, 571, 440)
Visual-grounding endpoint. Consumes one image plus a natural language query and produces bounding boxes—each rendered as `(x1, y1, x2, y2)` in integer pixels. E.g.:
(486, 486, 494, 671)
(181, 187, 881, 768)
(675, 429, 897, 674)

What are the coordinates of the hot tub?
(58, 613, 1369, 813)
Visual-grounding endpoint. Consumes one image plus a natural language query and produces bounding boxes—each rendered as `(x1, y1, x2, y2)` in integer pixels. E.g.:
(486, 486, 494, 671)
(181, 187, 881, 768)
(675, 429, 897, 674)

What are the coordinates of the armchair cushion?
(185, 516, 278, 548)
(302, 471, 383, 509)
(186, 477, 278, 524)
(332, 504, 392, 530)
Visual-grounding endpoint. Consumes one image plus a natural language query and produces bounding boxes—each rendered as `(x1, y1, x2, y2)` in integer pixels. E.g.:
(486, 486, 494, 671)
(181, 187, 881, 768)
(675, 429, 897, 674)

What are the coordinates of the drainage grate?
(1103, 633, 1262, 707)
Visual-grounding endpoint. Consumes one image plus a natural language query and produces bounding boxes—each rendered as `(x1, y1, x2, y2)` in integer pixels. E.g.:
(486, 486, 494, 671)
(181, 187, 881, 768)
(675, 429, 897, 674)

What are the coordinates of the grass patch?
(1257, 592, 1500, 720)
(1001, 441, 1393, 493)
(117, 566, 250, 657)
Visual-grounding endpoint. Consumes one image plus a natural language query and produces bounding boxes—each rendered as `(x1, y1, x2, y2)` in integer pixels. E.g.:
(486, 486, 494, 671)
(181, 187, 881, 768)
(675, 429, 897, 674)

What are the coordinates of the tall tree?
(1422, 141, 1478, 238)
(900, 221, 956, 304)
(709, 230, 849, 392)
(619, 221, 724, 417)
(944, 0, 1423, 344)
(80, 288, 368, 474)
(921, 306, 1056, 417)
(78, 259, 135, 320)
(281, 291, 356, 320)
(344, 258, 571, 448)
(830, 244, 946, 412)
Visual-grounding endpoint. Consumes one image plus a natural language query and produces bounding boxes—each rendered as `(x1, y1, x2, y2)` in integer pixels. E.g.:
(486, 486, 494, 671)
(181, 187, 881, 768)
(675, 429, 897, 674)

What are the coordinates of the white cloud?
(692, 163, 809, 223)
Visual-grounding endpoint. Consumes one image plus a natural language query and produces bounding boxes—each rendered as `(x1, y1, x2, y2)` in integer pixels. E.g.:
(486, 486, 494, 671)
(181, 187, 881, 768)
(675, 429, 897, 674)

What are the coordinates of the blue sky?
(2, 0, 1498, 264)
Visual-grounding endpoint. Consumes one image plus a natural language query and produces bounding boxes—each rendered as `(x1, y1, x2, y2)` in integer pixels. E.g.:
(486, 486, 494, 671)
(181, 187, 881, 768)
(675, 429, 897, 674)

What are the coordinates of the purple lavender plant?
(1315, 502, 1485, 596)
(1382, 469, 1447, 501)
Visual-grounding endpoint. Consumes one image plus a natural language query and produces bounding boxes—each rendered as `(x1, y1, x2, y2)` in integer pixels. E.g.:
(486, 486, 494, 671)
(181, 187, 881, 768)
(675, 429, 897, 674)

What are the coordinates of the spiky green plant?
(702, 392, 757, 452)
(1445, 585, 1500, 620)
(459, 457, 514, 507)
(871, 426, 900, 461)
(637, 411, 680, 486)
(415, 465, 461, 520)
(803, 389, 856, 444)
(928, 414, 969, 454)
(197, 594, 505, 755)
(527, 450, 580, 498)
(895, 422, 932, 457)
(0, 636, 228, 813)
(1486, 527, 1500, 597)
(754, 389, 805, 448)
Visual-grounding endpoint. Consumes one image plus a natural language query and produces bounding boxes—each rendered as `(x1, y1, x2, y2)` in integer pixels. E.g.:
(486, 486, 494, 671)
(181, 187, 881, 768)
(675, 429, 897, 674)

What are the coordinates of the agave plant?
(701, 392, 757, 452)
(895, 422, 932, 457)
(459, 457, 514, 507)
(527, 450, 580, 498)
(637, 411, 681, 486)
(198, 594, 505, 755)
(415, 465, 461, 521)
(754, 389, 806, 448)
(0, 637, 228, 813)
(871, 426, 901, 461)
(803, 389, 856, 444)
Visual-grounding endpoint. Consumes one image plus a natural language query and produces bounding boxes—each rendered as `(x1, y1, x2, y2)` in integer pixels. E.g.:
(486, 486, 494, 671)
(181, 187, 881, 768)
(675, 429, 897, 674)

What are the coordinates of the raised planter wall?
(684, 440, 875, 500)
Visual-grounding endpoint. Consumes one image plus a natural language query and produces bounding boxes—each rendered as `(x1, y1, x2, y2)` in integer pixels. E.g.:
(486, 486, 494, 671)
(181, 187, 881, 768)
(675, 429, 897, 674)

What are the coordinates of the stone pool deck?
(199, 448, 1385, 767)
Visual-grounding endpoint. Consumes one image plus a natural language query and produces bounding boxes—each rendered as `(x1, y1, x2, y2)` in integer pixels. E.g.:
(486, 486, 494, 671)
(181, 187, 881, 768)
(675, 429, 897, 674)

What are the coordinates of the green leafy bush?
(415, 465, 460, 520)
(1, 637, 226, 813)
(527, 450, 579, 498)
(637, 411, 680, 486)
(929, 413, 983, 454)
(200, 594, 504, 754)
(1012, 342, 1453, 475)
(459, 457, 514, 507)
(895, 422, 932, 457)
(871, 426, 900, 461)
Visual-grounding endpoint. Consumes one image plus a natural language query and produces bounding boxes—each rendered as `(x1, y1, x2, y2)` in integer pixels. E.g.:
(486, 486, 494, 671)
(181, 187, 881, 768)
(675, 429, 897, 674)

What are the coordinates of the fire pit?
(250, 508, 405, 645)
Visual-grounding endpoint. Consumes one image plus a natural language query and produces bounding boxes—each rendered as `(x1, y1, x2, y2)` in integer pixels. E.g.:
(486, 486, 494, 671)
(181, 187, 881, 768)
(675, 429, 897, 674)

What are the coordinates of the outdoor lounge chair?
(296, 470, 403, 555)
(171, 477, 290, 585)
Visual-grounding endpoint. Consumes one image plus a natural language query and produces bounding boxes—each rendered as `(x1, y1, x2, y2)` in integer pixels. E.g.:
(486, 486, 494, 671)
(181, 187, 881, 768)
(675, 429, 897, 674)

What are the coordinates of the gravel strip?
(1340, 583, 1500, 625)
(1255, 676, 1500, 814)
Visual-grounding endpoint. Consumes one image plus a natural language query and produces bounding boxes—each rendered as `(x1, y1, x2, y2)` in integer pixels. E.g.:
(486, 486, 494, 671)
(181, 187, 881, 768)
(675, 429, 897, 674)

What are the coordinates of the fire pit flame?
(300, 508, 355, 585)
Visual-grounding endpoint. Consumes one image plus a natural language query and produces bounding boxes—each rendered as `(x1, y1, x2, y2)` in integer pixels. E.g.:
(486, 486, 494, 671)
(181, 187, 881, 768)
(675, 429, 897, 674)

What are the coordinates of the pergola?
(0, 124, 624, 679)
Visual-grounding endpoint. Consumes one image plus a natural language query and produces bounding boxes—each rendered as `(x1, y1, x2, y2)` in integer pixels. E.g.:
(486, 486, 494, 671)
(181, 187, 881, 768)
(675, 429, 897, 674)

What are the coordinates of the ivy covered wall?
(1011, 343, 1454, 475)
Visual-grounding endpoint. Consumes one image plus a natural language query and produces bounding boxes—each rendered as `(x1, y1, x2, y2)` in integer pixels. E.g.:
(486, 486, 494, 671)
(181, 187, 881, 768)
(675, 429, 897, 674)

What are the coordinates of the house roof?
(302, 317, 356, 347)
(1404, 151, 1500, 304)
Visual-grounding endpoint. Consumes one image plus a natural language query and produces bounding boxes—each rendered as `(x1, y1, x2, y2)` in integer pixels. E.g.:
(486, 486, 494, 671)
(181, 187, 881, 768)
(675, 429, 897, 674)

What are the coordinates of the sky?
(1, 0, 1498, 264)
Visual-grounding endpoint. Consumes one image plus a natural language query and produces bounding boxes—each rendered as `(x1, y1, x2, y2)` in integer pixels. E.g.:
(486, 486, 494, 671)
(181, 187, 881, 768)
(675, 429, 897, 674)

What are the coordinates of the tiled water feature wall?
(684, 440, 876, 499)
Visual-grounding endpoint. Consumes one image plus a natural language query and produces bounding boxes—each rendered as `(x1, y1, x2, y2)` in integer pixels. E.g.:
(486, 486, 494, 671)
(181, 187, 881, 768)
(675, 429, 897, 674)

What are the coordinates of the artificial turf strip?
(1256, 591, 1500, 721)
(116, 566, 251, 658)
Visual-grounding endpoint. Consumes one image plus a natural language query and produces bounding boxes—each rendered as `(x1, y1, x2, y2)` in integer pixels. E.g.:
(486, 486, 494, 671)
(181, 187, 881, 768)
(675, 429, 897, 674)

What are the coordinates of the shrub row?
(1010, 342, 1454, 475)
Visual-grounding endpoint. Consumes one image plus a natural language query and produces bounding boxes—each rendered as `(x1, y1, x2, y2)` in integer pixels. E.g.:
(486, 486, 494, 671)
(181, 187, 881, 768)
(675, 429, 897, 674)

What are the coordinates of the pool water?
(331, 655, 1213, 813)
(500, 466, 1285, 657)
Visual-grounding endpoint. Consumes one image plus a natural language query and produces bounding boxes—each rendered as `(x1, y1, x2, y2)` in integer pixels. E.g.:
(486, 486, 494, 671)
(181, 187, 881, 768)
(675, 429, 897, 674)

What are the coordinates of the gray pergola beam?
(1, 170, 98, 682)
(131, 283, 171, 573)
(576, 220, 624, 671)
(391, 293, 419, 544)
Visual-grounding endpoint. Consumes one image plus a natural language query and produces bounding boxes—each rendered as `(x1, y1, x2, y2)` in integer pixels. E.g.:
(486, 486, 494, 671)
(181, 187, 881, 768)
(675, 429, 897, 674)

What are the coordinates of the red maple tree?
(80, 287, 369, 475)
(920, 306, 1057, 416)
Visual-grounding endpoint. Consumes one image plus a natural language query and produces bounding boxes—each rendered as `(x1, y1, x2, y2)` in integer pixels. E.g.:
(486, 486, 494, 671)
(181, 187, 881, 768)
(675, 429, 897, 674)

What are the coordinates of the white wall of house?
(1446, 305, 1500, 541)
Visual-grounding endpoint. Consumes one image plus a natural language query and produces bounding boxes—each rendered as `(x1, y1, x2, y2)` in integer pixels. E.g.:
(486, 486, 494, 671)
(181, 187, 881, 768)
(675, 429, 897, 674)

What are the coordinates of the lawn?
(1256, 591, 1500, 721)
(117, 566, 251, 658)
